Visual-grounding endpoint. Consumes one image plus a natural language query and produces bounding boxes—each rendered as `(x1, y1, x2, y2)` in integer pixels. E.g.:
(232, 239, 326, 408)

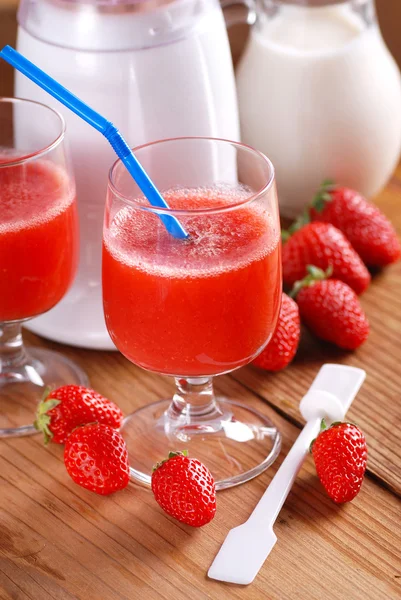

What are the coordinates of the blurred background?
(1, 0, 401, 97)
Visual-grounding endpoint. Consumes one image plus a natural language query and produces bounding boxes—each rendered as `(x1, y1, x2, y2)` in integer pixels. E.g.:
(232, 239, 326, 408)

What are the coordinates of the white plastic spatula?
(208, 364, 366, 585)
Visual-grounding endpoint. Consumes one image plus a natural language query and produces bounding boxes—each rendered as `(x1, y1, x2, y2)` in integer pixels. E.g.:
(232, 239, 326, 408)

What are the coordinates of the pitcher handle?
(220, 0, 257, 27)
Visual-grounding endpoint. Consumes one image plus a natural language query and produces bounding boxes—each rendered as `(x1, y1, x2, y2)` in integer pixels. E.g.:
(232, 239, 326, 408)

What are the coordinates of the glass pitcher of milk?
(236, 0, 401, 217)
(16, 0, 239, 349)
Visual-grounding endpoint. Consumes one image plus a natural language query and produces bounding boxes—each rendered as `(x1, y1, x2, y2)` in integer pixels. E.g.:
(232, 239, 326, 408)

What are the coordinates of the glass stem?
(0, 321, 28, 374)
(168, 377, 223, 423)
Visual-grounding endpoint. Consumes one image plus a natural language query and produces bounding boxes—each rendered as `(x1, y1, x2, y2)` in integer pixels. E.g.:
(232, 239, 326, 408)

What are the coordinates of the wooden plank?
(0, 7, 16, 97)
(1, 369, 400, 600)
(376, 0, 401, 70)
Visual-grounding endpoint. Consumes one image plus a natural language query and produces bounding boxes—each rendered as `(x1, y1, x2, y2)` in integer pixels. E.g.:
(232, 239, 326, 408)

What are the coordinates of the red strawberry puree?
(0, 158, 78, 321)
(103, 188, 281, 377)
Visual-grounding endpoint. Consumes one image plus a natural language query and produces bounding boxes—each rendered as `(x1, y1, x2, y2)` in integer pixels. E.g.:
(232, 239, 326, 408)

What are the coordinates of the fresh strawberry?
(34, 385, 124, 444)
(64, 423, 130, 495)
(282, 222, 370, 294)
(309, 181, 401, 267)
(253, 293, 300, 371)
(292, 266, 369, 350)
(151, 451, 216, 527)
(311, 420, 367, 503)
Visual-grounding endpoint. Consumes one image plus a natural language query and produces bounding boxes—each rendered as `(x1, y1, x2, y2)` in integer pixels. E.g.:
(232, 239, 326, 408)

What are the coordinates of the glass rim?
(0, 97, 66, 168)
(108, 136, 275, 216)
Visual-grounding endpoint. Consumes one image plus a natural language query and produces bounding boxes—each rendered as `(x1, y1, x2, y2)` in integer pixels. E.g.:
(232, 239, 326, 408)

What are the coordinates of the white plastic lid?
(18, 0, 214, 51)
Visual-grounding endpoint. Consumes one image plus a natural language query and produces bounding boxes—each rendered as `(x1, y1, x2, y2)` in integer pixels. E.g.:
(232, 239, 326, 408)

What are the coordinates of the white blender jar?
(16, 0, 240, 349)
(236, 0, 401, 217)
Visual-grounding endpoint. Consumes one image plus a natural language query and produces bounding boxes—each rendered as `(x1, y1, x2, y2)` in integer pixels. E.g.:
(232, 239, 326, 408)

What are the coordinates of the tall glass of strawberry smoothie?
(103, 137, 282, 488)
(0, 98, 87, 438)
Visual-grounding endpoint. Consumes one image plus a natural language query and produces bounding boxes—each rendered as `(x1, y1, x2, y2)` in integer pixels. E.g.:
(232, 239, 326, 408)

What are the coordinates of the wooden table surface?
(1, 178, 400, 600)
(1, 7, 401, 600)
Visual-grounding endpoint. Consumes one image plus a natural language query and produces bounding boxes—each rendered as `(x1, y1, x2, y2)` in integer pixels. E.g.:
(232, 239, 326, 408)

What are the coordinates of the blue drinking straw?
(0, 45, 188, 240)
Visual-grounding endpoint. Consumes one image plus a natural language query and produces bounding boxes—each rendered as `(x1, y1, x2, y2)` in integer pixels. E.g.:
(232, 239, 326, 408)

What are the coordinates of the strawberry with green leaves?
(291, 266, 369, 350)
(311, 420, 367, 503)
(151, 451, 216, 527)
(309, 181, 401, 267)
(282, 222, 370, 295)
(34, 385, 124, 444)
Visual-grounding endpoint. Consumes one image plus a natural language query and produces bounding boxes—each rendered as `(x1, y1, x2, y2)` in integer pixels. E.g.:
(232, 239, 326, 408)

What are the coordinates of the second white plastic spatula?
(208, 364, 366, 585)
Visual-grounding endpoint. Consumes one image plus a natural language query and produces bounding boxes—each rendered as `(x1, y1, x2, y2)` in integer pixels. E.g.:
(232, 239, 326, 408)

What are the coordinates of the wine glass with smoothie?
(0, 97, 87, 438)
(103, 137, 282, 488)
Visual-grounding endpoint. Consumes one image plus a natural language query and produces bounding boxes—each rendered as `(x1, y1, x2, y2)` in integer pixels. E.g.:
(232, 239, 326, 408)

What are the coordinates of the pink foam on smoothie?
(105, 186, 279, 278)
(0, 157, 73, 233)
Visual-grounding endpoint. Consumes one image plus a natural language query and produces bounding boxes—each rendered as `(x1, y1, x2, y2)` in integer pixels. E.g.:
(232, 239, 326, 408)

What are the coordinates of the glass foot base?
(122, 398, 281, 490)
(0, 347, 89, 438)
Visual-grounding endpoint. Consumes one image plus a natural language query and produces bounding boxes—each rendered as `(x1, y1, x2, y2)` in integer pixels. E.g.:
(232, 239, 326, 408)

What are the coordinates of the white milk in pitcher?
(236, 3, 401, 217)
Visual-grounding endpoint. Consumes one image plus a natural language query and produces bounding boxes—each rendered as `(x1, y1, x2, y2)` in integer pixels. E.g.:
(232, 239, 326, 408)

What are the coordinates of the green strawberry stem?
(282, 180, 337, 241)
(312, 179, 336, 213)
(281, 208, 310, 240)
(288, 207, 311, 235)
(33, 386, 60, 444)
(153, 450, 188, 472)
(289, 265, 333, 299)
(309, 418, 328, 452)
(309, 419, 356, 452)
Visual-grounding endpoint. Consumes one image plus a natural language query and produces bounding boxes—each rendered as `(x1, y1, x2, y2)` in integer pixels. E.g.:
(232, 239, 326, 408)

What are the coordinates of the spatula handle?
(247, 418, 322, 528)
